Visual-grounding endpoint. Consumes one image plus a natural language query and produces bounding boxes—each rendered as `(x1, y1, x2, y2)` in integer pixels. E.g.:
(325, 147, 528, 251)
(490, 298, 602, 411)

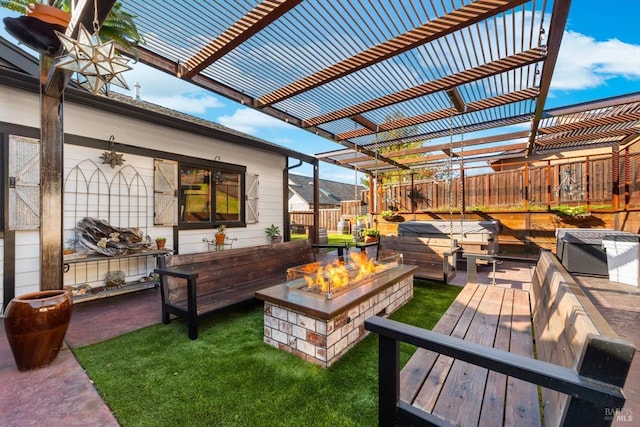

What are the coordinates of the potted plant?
(215, 225, 226, 245)
(155, 237, 166, 250)
(380, 210, 397, 220)
(265, 224, 282, 244)
(362, 228, 380, 243)
(1, 1, 144, 57)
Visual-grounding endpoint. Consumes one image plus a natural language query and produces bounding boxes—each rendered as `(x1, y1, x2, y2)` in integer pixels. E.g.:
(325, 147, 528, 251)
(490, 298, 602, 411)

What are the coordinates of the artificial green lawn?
(73, 280, 461, 426)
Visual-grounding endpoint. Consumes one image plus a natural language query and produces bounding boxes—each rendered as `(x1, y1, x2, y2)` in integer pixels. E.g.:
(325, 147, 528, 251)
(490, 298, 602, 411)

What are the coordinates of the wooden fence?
(290, 199, 368, 232)
(377, 151, 640, 213)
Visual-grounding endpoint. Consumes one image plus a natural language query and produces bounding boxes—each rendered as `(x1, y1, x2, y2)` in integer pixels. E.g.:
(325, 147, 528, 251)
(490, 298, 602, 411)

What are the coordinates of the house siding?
(1, 85, 287, 305)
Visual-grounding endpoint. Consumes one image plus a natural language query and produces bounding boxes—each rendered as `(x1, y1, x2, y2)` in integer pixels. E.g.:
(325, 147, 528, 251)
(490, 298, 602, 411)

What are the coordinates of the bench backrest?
(162, 240, 314, 302)
(379, 236, 455, 258)
(530, 250, 635, 426)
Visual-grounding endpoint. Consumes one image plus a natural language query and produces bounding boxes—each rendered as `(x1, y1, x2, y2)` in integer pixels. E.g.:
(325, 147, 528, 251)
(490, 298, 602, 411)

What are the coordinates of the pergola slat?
(180, 0, 302, 78)
(304, 47, 545, 128)
(256, 0, 529, 107)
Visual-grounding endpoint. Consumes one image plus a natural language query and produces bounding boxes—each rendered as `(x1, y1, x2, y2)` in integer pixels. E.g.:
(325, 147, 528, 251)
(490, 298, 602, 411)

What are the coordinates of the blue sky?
(2, 1, 639, 181)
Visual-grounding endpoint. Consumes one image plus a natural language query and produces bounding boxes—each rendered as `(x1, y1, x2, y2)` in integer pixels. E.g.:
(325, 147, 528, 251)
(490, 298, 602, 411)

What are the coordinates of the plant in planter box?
(265, 224, 282, 244)
(215, 225, 226, 245)
(155, 237, 166, 250)
(380, 210, 397, 220)
(362, 228, 380, 243)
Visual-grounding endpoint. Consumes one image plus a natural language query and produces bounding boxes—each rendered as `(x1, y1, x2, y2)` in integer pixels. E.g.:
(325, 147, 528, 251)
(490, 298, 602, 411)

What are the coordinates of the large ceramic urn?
(4, 290, 73, 371)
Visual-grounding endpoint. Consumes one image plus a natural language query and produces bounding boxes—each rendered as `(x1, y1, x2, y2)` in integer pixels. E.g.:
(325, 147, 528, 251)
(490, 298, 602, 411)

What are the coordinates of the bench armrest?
(365, 316, 626, 407)
(443, 245, 462, 257)
(154, 267, 199, 281)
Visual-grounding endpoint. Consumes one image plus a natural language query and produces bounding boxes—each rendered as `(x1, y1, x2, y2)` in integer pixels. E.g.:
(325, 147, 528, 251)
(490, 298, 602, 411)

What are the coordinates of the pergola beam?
(337, 87, 538, 141)
(257, 0, 529, 107)
(538, 111, 640, 135)
(446, 88, 466, 113)
(180, 0, 302, 78)
(398, 142, 528, 165)
(526, 0, 572, 155)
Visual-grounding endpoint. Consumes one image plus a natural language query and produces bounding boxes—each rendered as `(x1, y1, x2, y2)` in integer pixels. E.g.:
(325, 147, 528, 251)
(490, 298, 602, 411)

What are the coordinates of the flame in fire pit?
(288, 252, 400, 298)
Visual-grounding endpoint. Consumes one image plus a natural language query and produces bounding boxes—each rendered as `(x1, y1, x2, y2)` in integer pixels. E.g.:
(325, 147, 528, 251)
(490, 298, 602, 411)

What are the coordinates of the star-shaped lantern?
(55, 25, 132, 95)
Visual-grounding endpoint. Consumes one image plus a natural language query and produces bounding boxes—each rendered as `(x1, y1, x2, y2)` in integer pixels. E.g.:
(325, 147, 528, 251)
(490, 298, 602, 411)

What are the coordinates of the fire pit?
(256, 253, 416, 368)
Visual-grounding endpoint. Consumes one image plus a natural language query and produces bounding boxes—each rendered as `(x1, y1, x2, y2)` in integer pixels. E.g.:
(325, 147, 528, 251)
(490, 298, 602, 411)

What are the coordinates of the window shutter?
(246, 173, 259, 224)
(9, 135, 40, 230)
(154, 159, 178, 225)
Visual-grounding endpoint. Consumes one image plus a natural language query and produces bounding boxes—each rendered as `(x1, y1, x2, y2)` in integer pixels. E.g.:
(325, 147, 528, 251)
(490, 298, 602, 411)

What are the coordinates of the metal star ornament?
(55, 24, 132, 95)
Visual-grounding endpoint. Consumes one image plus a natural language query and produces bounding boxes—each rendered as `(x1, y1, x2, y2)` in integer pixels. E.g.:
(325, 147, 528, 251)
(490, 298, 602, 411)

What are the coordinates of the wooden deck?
(573, 275, 640, 426)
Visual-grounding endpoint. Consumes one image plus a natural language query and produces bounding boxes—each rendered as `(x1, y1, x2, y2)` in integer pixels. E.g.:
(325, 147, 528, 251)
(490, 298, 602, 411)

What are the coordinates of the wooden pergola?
(38, 0, 640, 288)
(121, 0, 572, 172)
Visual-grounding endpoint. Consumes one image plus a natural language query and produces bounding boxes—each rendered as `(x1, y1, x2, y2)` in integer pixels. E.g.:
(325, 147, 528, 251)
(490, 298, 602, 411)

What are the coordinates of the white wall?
(1, 85, 288, 301)
(289, 193, 309, 211)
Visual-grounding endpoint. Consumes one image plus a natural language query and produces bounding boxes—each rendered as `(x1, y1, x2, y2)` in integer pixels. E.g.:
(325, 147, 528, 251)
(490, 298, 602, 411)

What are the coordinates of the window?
(178, 161, 245, 228)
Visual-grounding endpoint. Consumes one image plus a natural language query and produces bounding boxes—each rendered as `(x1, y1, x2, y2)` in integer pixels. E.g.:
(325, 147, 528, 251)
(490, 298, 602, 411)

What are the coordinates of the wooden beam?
(305, 47, 545, 128)
(398, 142, 528, 165)
(526, 0, 572, 155)
(446, 88, 466, 113)
(351, 114, 379, 132)
(536, 128, 637, 147)
(538, 111, 640, 135)
(391, 130, 530, 157)
(180, 0, 302, 78)
(337, 88, 538, 141)
(257, 0, 529, 107)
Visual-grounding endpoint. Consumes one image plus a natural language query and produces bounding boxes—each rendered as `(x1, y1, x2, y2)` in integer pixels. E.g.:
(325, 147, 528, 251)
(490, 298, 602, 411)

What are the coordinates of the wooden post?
(546, 161, 552, 210)
(524, 162, 529, 211)
(38, 0, 118, 290)
(585, 156, 590, 210)
(624, 147, 630, 210)
(612, 146, 620, 210)
(39, 56, 64, 290)
(313, 160, 320, 243)
(368, 175, 374, 213)
(459, 163, 466, 213)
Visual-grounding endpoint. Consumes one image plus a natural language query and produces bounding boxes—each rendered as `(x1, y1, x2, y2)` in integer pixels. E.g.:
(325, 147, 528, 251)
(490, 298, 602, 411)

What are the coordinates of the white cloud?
(110, 61, 224, 114)
(217, 108, 291, 135)
(552, 31, 640, 90)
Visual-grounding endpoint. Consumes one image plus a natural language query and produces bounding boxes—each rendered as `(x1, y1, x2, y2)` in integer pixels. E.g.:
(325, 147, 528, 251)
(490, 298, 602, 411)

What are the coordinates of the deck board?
(404, 284, 539, 427)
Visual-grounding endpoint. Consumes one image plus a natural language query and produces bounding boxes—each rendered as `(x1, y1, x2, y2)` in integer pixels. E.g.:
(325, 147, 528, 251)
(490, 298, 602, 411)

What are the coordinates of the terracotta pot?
(156, 239, 166, 250)
(215, 233, 226, 245)
(3, 290, 73, 371)
(26, 4, 71, 27)
(364, 236, 378, 243)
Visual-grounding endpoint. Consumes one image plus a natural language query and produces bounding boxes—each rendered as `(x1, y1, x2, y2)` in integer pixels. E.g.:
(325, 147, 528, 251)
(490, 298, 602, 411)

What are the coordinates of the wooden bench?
(365, 250, 636, 426)
(378, 236, 460, 284)
(155, 240, 315, 339)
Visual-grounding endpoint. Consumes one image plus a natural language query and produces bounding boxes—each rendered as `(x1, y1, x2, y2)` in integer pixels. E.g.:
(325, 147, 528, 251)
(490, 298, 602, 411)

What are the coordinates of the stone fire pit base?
(257, 267, 415, 368)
